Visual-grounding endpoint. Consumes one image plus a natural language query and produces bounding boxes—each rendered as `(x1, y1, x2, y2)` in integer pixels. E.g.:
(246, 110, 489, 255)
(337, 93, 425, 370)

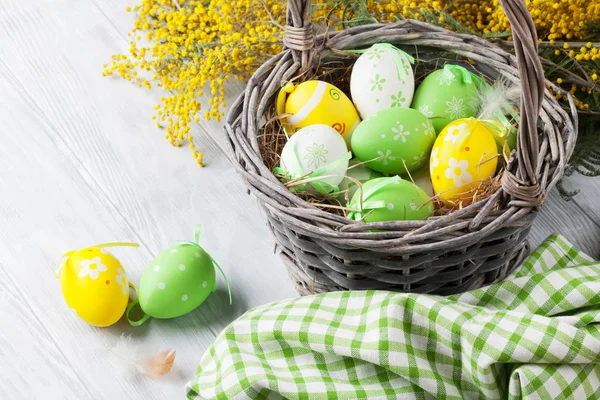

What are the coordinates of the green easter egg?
(138, 243, 216, 319)
(347, 176, 434, 222)
(351, 107, 436, 175)
(411, 64, 483, 134)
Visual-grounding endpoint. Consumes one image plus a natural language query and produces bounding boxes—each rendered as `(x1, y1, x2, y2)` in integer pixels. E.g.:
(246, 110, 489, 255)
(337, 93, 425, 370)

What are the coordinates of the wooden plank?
(558, 174, 600, 246)
(0, 70, 154, 399)
(0, 265, 96, 399)
(0, 0, 297, 398)
(529, 189, 600, 258)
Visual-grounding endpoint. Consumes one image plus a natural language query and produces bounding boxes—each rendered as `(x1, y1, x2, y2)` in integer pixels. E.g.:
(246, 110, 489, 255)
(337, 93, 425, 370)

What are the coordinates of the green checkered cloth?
(186, 234, 600, 399)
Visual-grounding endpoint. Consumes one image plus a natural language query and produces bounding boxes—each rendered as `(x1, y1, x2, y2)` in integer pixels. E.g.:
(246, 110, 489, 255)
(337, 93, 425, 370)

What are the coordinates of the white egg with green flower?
(277, 124, 350, 193)
(350, 43, 415, 119)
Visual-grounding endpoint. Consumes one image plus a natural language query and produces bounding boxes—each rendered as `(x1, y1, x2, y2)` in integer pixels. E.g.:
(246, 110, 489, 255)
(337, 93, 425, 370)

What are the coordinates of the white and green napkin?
(187, 234, 600, 399)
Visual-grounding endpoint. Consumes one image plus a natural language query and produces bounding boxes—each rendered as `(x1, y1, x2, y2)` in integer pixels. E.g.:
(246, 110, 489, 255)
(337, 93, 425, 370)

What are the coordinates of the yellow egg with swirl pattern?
(430, 118, 499, 206)
(277, 80, 360, 148)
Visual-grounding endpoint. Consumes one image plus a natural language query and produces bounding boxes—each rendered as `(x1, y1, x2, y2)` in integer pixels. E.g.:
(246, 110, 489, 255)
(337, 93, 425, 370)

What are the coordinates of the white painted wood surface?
(0, 1, 598, 398)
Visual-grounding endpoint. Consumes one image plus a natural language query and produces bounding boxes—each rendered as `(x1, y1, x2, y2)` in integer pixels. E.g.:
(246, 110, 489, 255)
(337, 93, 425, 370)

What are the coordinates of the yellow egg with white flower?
(277, 80, 360, 147)
(430, 118, 498, 206)
(57, 244, 136, 327)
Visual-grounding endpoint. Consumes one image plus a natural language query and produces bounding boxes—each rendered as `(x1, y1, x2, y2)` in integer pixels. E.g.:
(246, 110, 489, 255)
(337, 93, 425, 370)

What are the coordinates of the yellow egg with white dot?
(430, 118, 499, 206)
(277, 80, 360, 147)
(57, 245, 135, 327)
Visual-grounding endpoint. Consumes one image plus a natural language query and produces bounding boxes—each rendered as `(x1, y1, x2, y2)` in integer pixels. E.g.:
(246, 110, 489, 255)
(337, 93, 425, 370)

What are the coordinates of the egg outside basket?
(225, 0, 578, 295)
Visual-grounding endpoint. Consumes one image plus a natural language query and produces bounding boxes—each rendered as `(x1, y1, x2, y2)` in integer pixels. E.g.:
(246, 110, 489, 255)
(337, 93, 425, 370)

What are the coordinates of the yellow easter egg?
(430, 118, 499, 206)
(59, 248, 130, 327)
(277, 80, 360, 147)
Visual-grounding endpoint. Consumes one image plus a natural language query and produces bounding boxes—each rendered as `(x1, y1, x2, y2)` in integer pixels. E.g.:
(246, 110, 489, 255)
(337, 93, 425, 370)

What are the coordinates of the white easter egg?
(279, 124, 349, 187)
(350, 44, 415, 119)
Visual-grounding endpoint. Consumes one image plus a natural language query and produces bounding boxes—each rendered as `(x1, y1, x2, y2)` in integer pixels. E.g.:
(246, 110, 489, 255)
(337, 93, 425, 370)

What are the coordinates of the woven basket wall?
(225, 0, 578, 295)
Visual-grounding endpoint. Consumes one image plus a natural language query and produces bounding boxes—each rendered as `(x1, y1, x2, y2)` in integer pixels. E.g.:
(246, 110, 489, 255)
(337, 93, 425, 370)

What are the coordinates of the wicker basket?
(225, 0, 578, 295)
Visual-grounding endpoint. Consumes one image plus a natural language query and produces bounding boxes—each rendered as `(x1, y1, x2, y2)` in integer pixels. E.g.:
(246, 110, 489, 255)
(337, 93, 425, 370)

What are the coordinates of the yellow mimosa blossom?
(104, 0, 600, 166)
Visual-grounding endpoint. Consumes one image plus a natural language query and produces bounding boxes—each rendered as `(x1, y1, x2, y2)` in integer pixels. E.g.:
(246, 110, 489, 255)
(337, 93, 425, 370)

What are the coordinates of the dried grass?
(433, 172, 504, 215)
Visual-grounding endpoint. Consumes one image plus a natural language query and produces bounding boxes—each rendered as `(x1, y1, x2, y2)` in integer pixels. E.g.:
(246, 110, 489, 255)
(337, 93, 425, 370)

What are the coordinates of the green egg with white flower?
(351, 107, 436, 175)
(411, 64, 484, 134)
(347, 176, 433, 223)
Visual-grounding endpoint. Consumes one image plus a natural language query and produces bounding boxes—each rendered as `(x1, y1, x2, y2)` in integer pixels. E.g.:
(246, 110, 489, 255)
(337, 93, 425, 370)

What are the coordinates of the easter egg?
(347, 176, 433, 222)
(350, 43, 415, 119)
(351, 107, 436, 175)
(135, 243, 216, 321)
(430, 118, 499, 205)
(278, 124, 350, 192)
(403, 165, 434, 198)
(340, 159, 384, 202)
(411, 64, 485, 134)
(58, 246, 133, 327)
(277, 80, 360, 146)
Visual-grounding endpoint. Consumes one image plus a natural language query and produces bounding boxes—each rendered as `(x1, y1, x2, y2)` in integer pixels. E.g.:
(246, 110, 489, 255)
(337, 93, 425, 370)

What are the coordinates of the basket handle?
(498, 0, 545, 205)
(283, 0, 314, 68)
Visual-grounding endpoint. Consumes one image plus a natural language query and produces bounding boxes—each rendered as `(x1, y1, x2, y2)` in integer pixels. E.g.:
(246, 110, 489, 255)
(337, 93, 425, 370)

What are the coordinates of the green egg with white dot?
(351, 107, 436, 175)
(126, 228, 230, 326)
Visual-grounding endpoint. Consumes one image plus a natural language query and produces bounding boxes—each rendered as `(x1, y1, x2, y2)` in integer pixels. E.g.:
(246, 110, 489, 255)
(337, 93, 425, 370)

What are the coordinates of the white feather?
(476, 78, 521, 121)
(107, 333, 176, 378)
(108, 333, 140, 376)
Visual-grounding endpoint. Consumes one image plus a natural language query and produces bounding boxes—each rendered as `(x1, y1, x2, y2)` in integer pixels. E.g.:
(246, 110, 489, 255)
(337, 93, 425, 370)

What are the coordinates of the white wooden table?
(1, 1, 599, 398)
